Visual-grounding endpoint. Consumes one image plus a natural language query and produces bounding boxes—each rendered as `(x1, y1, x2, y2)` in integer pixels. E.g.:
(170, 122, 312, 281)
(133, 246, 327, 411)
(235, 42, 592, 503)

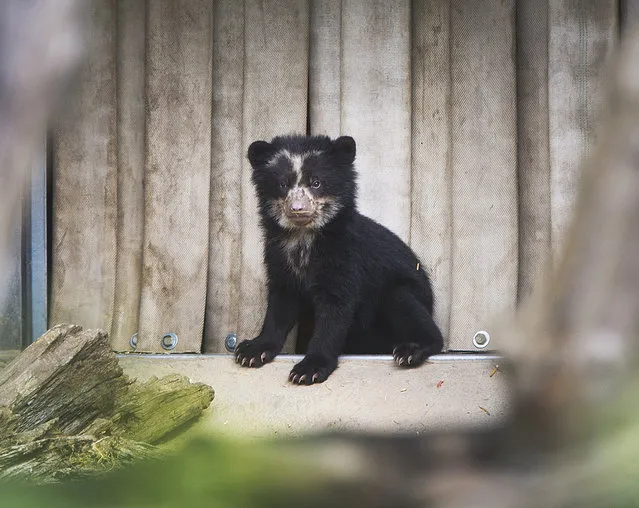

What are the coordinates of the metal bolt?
(129, 333, 138, 350)
(161, 332, 178, 350)
(225, 333, 237, 353)
(473, 330, 490, 349)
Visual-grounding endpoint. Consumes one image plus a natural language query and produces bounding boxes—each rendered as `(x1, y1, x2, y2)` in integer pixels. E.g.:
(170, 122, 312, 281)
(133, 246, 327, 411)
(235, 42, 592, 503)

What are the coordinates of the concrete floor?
(119, 354, 511, 437)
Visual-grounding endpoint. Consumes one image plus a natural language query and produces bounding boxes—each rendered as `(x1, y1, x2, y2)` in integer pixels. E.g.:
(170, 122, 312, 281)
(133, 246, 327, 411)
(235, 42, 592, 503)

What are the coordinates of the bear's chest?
(279, 231, 316, 277)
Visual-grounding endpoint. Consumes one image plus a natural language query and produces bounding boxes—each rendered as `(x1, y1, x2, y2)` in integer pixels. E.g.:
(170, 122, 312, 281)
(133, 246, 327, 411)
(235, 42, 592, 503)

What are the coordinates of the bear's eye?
(280, 182, 288, 190)
(311, 179, 321, 189)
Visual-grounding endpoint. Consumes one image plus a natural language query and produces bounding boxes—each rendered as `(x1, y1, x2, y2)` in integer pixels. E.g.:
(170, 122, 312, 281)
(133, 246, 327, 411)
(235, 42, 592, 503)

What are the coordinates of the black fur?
(235, 134, 444, 384)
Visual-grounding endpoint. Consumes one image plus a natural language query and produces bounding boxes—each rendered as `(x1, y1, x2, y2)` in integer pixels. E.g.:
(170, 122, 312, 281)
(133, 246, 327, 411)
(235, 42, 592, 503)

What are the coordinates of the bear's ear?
(332, 136, 356, 165)
(247, 140, 276, 169)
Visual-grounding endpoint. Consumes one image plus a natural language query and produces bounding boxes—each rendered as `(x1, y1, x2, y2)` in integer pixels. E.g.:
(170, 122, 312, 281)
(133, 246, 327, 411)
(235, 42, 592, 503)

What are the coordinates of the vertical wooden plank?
(239, 0, 309, 341)
(203, 0, 244, 352)
(410, 0, 452, 341)
(549, 1, 618, 257)
(50, 0, 117, 332)
(517, 0, 551, 300)
(309, 0, 341, 137)
(341, 0, 412, 241)
(137, 0, 212, 353)
(111, 0, 145, 351)
(448, 0, 518, 350)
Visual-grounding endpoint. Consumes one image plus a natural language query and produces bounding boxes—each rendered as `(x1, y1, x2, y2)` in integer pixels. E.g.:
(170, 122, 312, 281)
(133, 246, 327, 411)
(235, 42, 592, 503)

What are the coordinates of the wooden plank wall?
(136, 0, 213, 352)
(447, 0, 518, 349)
(49, 0, 619, 353)
(411, 0, 452, 339)
(110, 0, 145, 351)
(50, 0, 117, 335)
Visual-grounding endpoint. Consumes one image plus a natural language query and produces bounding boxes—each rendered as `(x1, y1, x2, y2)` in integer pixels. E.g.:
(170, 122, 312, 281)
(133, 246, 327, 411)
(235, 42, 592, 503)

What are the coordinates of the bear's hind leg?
(382, 286, 444, 368)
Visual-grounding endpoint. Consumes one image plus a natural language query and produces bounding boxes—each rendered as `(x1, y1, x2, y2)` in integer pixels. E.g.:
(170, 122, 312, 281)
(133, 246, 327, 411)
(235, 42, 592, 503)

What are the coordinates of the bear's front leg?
(235, 287, 299, 368)
(289, 297, 353, 385)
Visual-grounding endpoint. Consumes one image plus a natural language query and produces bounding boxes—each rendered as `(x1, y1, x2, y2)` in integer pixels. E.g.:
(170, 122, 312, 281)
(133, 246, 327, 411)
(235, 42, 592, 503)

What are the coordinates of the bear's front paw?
(235, 338, 279, 368)
(289, 354, 337, 385)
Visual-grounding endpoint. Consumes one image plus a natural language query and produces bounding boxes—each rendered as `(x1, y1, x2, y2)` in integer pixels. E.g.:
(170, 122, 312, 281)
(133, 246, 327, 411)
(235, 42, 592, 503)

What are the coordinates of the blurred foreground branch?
(0, 0, 85, 306)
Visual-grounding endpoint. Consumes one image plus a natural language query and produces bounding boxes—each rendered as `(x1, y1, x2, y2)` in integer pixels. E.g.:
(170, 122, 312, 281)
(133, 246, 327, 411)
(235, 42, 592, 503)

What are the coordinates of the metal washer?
(225, 333, 237, 352)
(161, 332, 179, 350)
(472, 330, 490, 349)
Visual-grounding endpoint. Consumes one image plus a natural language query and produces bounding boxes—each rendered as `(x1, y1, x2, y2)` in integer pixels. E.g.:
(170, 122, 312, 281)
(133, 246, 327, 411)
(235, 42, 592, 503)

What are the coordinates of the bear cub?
(235, 134, 444, 385)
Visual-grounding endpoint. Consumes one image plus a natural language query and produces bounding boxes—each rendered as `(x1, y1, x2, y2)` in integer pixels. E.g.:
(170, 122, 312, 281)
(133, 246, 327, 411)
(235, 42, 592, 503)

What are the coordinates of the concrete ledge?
(118, 354, 511, 437)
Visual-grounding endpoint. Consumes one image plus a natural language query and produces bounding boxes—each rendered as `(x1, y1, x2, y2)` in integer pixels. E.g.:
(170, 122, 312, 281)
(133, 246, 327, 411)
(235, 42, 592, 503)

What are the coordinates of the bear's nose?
(291, 200, 305, 212)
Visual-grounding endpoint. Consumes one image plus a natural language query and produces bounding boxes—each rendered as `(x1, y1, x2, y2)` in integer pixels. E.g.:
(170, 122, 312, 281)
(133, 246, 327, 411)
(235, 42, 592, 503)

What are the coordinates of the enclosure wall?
(45, 0, 620, 353)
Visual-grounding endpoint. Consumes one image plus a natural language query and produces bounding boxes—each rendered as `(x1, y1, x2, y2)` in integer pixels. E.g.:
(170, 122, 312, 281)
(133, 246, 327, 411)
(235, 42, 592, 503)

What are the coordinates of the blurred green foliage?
(0, 435, 374, 508)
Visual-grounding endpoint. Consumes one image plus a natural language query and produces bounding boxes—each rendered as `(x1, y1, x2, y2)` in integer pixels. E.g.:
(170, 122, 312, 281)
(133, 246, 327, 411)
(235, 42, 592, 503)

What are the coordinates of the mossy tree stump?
(0, 324, 214, 482)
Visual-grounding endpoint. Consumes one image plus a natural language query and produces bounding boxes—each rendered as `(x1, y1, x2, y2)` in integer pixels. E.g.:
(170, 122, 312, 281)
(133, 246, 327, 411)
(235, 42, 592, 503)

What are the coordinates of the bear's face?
(248, 135, 357, 231)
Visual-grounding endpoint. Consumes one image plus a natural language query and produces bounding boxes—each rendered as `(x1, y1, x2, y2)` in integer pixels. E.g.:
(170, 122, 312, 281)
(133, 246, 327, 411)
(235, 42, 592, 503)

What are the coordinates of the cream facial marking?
(267, 149, 323, 186)
(266, 149, 290, 168)
(289, 154, 304, 180)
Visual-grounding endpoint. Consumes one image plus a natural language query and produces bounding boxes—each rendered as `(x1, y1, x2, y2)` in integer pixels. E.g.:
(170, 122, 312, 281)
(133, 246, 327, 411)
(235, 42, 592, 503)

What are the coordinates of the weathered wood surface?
(111, 0, 146, 350)
(85, 374, 214, 444)
(448, 0, 518, 350)
(411, 0, 452, 340)
(0, 324, 126, 433)
(516, 0, 551, 300)
(137, 0, 213, 353)
(0, 324, 214, 482)
(548, 0, 618, 258)
(49, 0, 118, 333)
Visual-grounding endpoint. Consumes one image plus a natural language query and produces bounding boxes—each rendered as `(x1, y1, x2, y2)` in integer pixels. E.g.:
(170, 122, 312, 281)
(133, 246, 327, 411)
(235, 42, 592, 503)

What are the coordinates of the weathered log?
(0, 324, 127, 434)
(0, 324, 214, 482)
(0, 436, 160, 483)
(85, 374, 215, 444)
